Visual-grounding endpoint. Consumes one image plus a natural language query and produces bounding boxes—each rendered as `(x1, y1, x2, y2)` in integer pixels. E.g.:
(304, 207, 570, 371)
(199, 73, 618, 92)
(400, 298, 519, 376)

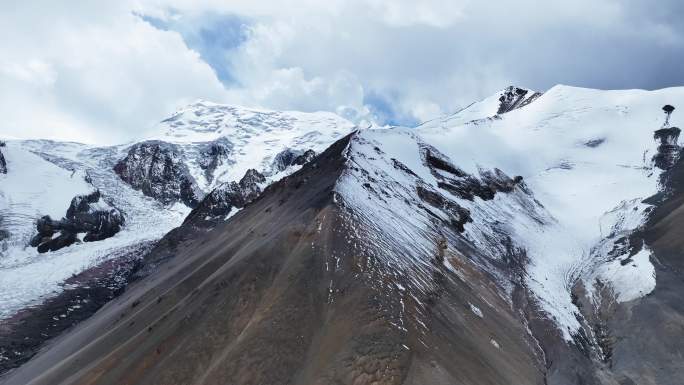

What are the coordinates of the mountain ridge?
(2, 85, 684, 384)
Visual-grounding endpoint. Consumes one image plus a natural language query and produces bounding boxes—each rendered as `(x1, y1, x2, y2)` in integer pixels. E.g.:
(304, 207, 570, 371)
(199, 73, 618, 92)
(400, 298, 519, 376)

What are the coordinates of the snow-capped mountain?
(3, 86, 684, 385)
(0, 104, 354, 323)
(418, 85, 678, 339)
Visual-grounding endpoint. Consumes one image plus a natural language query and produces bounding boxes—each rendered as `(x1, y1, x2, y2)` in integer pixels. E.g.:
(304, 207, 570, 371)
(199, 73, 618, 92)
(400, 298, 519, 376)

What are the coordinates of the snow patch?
(469, 303, 483, 318)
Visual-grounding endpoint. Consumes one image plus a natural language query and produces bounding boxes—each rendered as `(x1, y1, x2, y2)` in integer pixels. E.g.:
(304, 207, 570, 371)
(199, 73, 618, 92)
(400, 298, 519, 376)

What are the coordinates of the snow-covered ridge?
(417, 85, 542, 129)
(148, 101, 356, 191)
(338, 85, 683, 341)
(421, 85, 684, 339)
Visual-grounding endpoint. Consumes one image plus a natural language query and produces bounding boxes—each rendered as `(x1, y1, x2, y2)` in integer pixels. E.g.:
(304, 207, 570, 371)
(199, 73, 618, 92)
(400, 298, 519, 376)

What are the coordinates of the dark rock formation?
(30, 190, 124, 253)
(653, 127, 681, 170)
(294, 149, 316, 165)
(497, 86, 543, 114)
(114, 141, 201, 207)
(0, 141, 7, 174)
(183, 169, 266, 225)
(271, 148, 317, 174)
(197, 137, 232, 184)
(422, 146, 523, 201)
(584, 138, 605, 148)
(416, 185, 472, 232)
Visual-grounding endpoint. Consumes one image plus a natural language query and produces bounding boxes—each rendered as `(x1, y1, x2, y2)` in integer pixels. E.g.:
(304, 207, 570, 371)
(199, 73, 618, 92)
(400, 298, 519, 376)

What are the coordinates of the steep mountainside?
(3, 86, 684, 385)
(1, 134, 547, 385)
(0, 104, 354, 373)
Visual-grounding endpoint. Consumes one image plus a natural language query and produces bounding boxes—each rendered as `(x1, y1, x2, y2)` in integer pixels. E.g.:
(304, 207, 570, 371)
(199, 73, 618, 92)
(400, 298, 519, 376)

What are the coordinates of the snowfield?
(419, 85, 677, 339)
(338, 85, 681, 340)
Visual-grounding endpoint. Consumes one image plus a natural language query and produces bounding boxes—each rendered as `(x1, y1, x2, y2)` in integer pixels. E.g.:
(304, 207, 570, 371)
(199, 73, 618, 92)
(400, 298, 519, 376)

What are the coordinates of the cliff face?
(113, 141, 202, 207)
(183, 168, 266, 226)
(653, 126, 681, 169)
(197, 137, 233, 184)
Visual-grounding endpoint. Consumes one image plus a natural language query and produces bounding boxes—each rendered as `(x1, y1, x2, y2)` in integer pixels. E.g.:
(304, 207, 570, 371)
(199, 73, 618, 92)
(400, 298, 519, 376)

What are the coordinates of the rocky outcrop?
(422, 146, 524, 201)
(186, 148, 319, 226)
(184, 169, 266, 225)
(653, 127, 681, 169)
(497, 86, 543, 114)
(114, 141, 201, 207)
(416, 185, 472, 232)
(270, 148, 316, 174)
(30, 190, 124, 253)
(197, 137, 232, 184)
(653, 105, 681, 170)
(0, 141, 7, 174)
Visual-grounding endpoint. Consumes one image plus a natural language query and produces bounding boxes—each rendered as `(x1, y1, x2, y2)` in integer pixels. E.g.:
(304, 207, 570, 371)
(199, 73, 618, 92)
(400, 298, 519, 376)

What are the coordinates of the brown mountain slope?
(2, 133, 544, 385)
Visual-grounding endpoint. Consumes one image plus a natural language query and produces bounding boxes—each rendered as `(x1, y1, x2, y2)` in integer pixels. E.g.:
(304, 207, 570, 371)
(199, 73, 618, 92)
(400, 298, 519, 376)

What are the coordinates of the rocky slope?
(0, 134, 547, 385)
(0, 104, 355, 373)
(3, 86, 684, 384)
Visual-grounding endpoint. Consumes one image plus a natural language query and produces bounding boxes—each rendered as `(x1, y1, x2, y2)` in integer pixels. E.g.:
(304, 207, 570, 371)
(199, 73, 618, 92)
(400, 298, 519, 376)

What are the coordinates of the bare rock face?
(422, 146, 523, 202)
(497, 86, 543, 114)
(186, 149, 319, 226)
(653, 127, 681, 170)
(197, 137, 233, 184)
(114, 141, 201, 207)
(30, 190, 124, 253)
(653, 105, 681, 170)
(0, 141, 7, 174)
(271, 148, 317, 174)
(184, 168, 266, 225)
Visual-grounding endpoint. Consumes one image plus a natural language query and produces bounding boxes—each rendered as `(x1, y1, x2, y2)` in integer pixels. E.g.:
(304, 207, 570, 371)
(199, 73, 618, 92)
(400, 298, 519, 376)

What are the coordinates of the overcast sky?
(1, 0, 683, 144)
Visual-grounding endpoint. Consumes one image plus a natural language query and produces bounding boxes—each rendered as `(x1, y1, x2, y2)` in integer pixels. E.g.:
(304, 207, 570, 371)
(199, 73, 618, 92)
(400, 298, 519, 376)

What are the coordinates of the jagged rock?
(0, 145, 6, 174)
(198, 137, 233, 184)
(480, 168, 523, 193)
(36, 232, 78, 254)
(237, 169, 267, 203)
(184, 169, 266, 225)
(30, 190, 124, 253)
(0, 229, 10, 253)
(497, 86, 543, 114)
(653, 127, 681, 170)
(270, 148, 317, 174)
(416, 185, 472, 232)
(422, 147, 523, 201)
(114, 141, 201, 207)
(294, 149, 316, 165)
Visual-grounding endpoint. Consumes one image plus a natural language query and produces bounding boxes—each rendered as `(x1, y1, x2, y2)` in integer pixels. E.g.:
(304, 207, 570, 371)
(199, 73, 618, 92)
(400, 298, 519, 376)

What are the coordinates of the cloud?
(0, 1, 228, 144)
(1, 0, 683, 143)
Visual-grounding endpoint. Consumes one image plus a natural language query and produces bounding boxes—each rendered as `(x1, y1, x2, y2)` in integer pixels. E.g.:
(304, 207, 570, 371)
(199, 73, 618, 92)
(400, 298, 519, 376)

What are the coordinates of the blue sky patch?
(139, 11, 249, 85)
